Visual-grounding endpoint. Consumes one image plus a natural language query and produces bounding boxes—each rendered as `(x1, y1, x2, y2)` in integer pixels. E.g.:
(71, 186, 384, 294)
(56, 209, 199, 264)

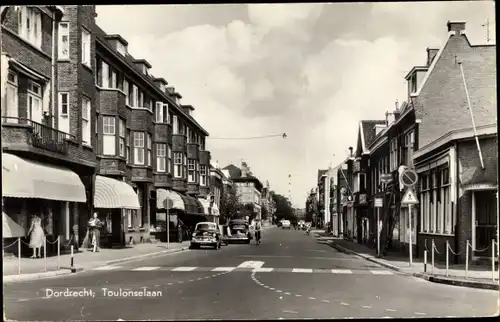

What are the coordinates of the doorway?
(473, 190, 497, 257)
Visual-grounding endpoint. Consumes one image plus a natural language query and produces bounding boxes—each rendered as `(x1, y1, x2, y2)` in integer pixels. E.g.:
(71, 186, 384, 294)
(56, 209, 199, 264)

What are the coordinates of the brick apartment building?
(2, 6, 94, 255)
(209, 160, 224, 223)
(2, 5, 214, 250)
(338, 21, 497, 264)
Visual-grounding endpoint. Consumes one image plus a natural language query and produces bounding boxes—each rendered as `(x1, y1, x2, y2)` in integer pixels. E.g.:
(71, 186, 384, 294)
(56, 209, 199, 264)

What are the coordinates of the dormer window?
(117, 42, 127, 56)
(410, 73, 417, 93)
(143, 65, 148, 75)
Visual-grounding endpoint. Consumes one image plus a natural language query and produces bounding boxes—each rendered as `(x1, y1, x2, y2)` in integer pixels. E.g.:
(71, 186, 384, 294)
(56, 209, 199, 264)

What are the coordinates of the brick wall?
(416, 33, 497, 149)
(458, 136, 498, 186)
(172, 134, 186, 152)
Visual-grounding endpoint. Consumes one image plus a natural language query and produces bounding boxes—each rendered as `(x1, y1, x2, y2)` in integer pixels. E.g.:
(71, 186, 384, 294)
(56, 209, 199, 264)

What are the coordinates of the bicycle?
(255, 230, 261, 245)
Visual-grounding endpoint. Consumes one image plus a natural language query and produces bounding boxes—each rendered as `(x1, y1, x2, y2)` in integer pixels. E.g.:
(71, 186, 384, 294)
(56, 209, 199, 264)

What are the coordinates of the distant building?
(223, 162, 263, 219)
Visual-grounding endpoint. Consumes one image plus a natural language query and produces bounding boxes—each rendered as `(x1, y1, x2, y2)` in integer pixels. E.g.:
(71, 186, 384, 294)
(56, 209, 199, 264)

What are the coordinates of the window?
(123, 79, 130, 105)
(2, 71, 18, 122)
(156, 144, 166, 172)
(81, 97, 91, 145)
(167, 145, 172, 174)
(103, 116, 116, 155)
(109, 69, 117, 89)
(188, 159, 196, 182)
(27, 81, 42, 123)
(164, 104, 170, 123)
(173, 115, 178, 134)
(155, 102, 167, 123)
(184, 154, 187, 179)
(410, 73, 417, 93)
(133, 132, 145, 165)
(81, 28, 91, 67)
(117, 42, 127, 56)
(58, 22, 69, 59)
(100, 61, 110, 88)
(174, 152, 182, 178)
(126, 209, 132, 228)
(200, 137, 205, 150)
(147, 133, 152, 167)
(119, 119, 125, 157)
(200, 165, 207, 186)
(59, 93, 69, 116)
(19, 7, 42, 48)
(359, 173, 366, 192)
(132, 85, 139, 107)
(126, 130, 131, 163)
(186, 127, 191, 143)
(390, 139, 398, 171)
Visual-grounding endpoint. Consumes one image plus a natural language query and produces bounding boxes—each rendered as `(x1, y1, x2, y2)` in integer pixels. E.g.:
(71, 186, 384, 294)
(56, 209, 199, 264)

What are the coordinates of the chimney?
(153, 77, 168, 92)
(393, 99, 401, 120)
(426, 48, 439, 66)
(241, 162, 248, 177)
(447, 21, 466, 35)
(348, 146, 353, 157)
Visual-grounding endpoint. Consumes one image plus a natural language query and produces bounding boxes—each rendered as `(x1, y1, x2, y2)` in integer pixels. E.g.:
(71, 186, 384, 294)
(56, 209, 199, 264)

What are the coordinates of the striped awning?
(94, 175, 140, 209)
(2, 153, 86, 202)
(157, 189, 185, 210)
(197, 198, 211, 215)
(181, 194, 204, 216)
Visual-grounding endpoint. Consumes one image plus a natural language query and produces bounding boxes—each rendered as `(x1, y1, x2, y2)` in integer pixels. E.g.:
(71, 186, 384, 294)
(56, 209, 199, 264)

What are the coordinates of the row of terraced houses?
(314, 21, 497, 264)
(1, 5, 228, 254)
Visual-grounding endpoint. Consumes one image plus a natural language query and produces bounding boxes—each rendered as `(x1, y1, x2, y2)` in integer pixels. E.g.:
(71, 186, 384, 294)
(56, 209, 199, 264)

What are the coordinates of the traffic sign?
(163, 198, 174, 209)
(374, 198, 383, 208)
(380, 174, 392, 184)
(400, 169, 418, 188)
(401, 188, 419, 205)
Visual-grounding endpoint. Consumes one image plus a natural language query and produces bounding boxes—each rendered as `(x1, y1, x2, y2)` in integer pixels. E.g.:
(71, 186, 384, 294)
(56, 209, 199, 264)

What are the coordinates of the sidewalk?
(3, 241, 190, 283)
(326, 238, 499, 290)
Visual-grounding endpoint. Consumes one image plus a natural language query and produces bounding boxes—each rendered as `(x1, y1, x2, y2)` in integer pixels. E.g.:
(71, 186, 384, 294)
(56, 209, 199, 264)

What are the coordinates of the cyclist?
(254, 219, 262, 244)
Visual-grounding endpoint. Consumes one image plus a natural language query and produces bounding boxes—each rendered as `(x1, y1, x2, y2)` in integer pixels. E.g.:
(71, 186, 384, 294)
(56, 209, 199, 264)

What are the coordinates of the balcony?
(172, 134, 186, 153)
(199, 150, 211, 165)
(187, 182, 199, 195)
(2, 117, 74, 155)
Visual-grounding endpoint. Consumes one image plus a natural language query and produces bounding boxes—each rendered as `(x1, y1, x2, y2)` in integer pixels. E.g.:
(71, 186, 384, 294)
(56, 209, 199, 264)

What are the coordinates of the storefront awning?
(2, 153, 86, 202)
(3, 212, 25, 238)
(94, 175, 140, 209)
(180, 195, 204, 216)
(157, 189, 185, 210)
(197, 198, 211, 215)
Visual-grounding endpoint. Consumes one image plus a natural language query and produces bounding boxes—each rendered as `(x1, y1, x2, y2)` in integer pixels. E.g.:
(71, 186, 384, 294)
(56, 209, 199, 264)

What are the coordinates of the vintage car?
(190, 222, 222, 250)
(222, 219, 252, 244)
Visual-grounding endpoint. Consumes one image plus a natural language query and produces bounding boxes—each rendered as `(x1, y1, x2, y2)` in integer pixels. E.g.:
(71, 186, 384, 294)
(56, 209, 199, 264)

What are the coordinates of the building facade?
(2, 5, 96, 255)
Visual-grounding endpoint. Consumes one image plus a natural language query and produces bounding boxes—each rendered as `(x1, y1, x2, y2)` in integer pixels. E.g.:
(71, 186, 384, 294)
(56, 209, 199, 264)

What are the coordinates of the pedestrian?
(88, 213, 102, 252)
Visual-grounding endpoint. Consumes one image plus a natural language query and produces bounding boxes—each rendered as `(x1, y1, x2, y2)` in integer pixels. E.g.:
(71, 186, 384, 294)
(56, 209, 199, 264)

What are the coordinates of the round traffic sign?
(401, 169, 418, 187)
(163, 198, 174, 209)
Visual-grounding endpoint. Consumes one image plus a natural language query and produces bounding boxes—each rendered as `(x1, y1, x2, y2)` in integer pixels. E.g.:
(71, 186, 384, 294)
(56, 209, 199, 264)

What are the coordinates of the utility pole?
(482, 18, 494, 43)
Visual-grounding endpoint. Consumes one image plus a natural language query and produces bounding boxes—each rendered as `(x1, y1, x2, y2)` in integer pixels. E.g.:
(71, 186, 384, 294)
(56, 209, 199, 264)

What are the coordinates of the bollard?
(57, 237, 60, 270)
(492, 239, 496, 282)
(424, 250, 427, 273)
(70, 245, 76, 273)
(446, 240, 449, 277)
(465, 241, 469, 279)
(431, 239, 435, 275)
(44, 237, 47, 272)
(17, 237, 21, 275)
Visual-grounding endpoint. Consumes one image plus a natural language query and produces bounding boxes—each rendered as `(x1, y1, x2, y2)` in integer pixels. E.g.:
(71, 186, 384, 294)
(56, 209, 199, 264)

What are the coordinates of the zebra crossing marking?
(292, 268, 313, 273)
(211, 267, 236, 272)
(370, 270, 394, 275)
(93, 265, 122, 271)
(171, 267, 198, 272)
(253, 267, 274, 272)
(331, 269, 353, 274)
(131, 266, 161, 271)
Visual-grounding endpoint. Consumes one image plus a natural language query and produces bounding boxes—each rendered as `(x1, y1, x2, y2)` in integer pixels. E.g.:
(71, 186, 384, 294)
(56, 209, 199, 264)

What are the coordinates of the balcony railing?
(2, 117, 74, 154)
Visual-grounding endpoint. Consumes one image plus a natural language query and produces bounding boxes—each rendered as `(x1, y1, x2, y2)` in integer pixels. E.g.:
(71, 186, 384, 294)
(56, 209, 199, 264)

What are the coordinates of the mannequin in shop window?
(27, 214, 45, 258)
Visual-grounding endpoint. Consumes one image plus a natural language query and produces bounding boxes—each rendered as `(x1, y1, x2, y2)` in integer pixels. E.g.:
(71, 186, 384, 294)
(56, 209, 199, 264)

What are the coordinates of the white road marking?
(331, 269, 353, 274)
(167, 283, 173, 285)
(306, 249, 327, 252)
(284, 292, 291, 295)
(385, 309, 397, 312)
(237, 261, 265, 268)
(292, 268, 313, 273)
(253, 267, 274, 272)
(17, 299, 30, 302)
(93, 265, 121, 271)
(322, 299, 330, 303)
(340, 302, 350, 306)
(269, 288, 276, 291)
(178, 281, 183, 284)
(361, 306, 372, 309)
(172, 267, 198, 271)
(212, 267, 236, 272)
(189, 280, 194, 282)
(308, 297, 316, 300)
(131, 266, 161, 271)
(276, 290, 283, 293)
(370, 270, 393, 275)
(414, 312, 426, 315)
(282, 310, 298, 314)
(295, 294, 302, 297)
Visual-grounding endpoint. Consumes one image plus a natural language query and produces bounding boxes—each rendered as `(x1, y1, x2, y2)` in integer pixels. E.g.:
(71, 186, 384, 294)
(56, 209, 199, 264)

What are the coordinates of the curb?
(329, 241, 499, 290)
(3, 246, 189, 283)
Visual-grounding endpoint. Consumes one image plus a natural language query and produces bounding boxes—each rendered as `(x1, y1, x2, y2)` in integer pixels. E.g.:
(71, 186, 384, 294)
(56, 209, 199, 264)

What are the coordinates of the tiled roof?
(92, 24, 209, 136)
(361, 120, 387, 149)
(222, 164, 241, 179)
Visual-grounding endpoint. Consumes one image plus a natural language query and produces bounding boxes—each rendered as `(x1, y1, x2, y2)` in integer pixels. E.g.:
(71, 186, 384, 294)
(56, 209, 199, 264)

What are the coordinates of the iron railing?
(2, 116, 75, 154)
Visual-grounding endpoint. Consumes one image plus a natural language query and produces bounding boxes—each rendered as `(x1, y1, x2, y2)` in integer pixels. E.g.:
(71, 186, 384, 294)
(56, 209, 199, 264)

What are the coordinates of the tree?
(305, 188, 315, 222)
(220, 185, 242, 223)
(260, 204, 269, 220)
(272, 192, 295, 222)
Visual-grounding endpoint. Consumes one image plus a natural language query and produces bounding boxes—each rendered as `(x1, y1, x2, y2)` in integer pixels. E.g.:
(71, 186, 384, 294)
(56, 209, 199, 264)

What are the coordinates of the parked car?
(190, 222, 222, 250)
(223, 219, 252, 244)
(281, 220, 291, 229)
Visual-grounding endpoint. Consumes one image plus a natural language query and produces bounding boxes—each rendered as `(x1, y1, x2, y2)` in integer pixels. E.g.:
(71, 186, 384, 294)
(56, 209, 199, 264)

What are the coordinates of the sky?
(96, 2, 495, 208)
